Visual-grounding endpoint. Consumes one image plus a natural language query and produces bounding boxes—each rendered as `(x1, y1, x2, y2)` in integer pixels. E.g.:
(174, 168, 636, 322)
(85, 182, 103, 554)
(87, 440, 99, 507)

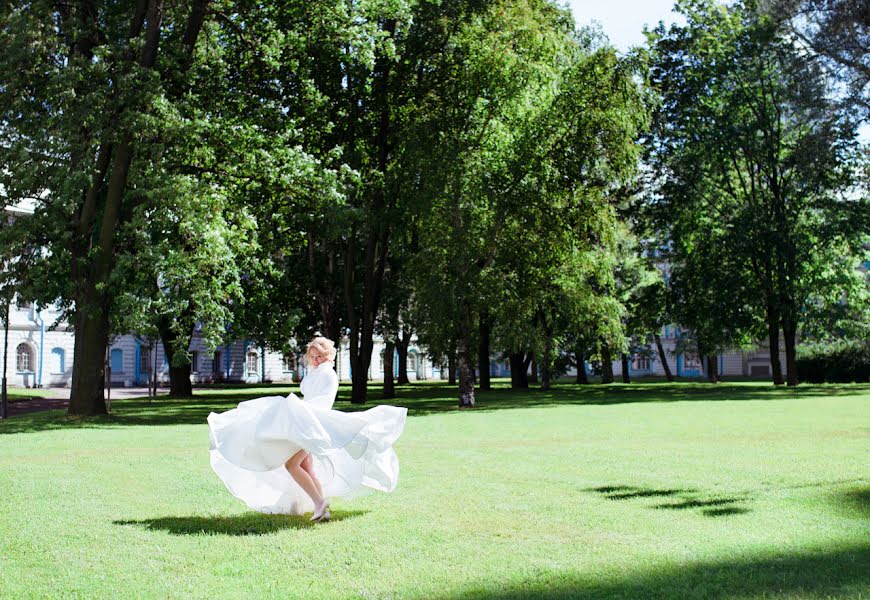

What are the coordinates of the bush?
(797, 340, 870, 383)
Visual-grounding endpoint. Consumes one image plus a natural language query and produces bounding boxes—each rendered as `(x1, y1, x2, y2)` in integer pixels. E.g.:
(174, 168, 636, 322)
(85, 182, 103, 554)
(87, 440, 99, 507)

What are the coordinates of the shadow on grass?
(832, 486, 870, 520)
(588, 485, 752, 518)
(2, 380, 868, 434)
(114, 510, 368, 536)
(454, 543, 870, 599)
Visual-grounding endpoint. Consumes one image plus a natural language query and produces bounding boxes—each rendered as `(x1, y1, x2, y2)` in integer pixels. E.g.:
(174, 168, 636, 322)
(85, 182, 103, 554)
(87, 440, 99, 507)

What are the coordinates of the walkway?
(5, 387, 167, 416)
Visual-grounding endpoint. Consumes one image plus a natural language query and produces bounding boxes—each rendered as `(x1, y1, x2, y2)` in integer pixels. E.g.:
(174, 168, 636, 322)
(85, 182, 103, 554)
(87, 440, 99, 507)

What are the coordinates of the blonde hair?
(306, 336, 336, 364)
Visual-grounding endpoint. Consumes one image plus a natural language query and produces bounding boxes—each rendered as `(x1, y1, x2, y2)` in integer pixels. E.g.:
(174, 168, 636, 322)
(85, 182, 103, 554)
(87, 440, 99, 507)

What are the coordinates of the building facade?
(2, 299, 783, 389)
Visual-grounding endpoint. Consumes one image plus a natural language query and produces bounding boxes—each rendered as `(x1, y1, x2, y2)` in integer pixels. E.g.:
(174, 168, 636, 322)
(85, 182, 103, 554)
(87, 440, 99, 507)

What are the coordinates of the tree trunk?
(478, 310, 491, 390)
(382, 340, 395, 399)
(397, 324, 410, 385)
(541, 333, 553, 391)
(575, 350, 588, 384)
(766, 304, 785, 385)
(509, 352, 529, 388)
(156, 317, 194, 398)
(654, 333, 673, 381)
(600, 345, 614, 384)
(706, 355, 719, 383)
(2, 298, 10, 419)
(621, 353, 631, 384)
(346, 19, 397, 404)
(448, 350, 457, 385)
(69, 306, 109, 415)
(782, 317, 798, 386)
(456, 304, 475, 407)
(168, 363, 193, 397)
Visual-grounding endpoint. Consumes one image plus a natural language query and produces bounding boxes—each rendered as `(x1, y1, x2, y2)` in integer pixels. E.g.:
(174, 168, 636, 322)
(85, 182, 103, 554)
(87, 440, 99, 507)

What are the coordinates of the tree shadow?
(452, 543, 870, 599)
(113, 510, 368, 536)
(831, 486, 870, 520)
(587, 485, 752, 517)
(2, 380, 868, 434)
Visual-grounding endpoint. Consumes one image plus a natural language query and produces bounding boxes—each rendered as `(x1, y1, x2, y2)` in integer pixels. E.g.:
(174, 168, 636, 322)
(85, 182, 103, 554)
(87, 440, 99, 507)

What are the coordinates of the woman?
(207, 337, 407, 522)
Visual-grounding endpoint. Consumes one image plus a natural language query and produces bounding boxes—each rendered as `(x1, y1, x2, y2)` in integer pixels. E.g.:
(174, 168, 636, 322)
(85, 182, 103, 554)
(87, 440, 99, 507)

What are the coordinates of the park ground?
(0, 380, 868, 599)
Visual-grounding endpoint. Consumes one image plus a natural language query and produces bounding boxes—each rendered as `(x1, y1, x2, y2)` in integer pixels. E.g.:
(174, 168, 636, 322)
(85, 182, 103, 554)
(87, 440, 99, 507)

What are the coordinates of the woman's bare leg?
(285, 449, 323, 507)
(300, 454, 323, 498)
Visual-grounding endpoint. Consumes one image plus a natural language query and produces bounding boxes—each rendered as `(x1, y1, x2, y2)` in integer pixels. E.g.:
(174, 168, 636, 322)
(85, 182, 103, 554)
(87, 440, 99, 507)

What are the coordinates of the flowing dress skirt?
(208, 394, 407, 514)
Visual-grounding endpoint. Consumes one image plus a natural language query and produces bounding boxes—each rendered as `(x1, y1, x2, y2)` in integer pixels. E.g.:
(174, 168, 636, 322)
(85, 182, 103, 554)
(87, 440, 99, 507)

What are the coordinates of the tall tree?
(647, 0, 867, 386)
(0, 1, 216, 414)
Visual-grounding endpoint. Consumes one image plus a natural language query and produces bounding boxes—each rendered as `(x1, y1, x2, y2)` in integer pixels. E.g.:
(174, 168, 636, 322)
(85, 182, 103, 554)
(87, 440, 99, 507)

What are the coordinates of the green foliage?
(797, 339, 870, 383)
(646, 0, 867, 373)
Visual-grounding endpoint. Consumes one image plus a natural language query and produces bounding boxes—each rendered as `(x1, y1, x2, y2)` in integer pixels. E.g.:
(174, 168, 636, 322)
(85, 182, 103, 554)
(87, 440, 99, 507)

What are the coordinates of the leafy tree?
(647, 0, 867, 386)
(411, 3, 648, 405)
(760, 0, 869, 117)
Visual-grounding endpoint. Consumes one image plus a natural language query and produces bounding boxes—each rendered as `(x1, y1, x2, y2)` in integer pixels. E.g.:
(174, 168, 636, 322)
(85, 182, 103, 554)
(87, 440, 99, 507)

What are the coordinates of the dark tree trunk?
(382, 340, 395, 399)
(69, 303, 109, 415)
(478, 310, 491, 390)
(575, 350, 588, 384)
(706, 355, 719, 383)
(169, 363, 193, 396)
(456, 305, 475, 407)
(621, 353, 631, 384)
(1, 298, 8, 419)
(782, 317, 798, 387)
(345, 20, 397, 404)
(654, 333, 673, 381)
(600, 345, 614, 384)
(448, 350, 457, 385)
(541, 333, 553, 391)
(156, 318, 194, 398)
(397, 324, 410, 385)
(529, 354, 538, 384)
(766, 304, 785, 385)
(509, 352, 529, 389)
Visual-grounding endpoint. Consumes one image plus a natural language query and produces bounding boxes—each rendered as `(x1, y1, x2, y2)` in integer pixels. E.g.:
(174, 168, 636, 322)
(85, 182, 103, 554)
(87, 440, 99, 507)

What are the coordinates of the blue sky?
(564, 0, 683, 50)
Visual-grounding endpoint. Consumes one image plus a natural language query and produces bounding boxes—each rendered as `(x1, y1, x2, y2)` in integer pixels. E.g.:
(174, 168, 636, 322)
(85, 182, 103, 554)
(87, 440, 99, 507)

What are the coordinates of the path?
(5, 387, 168, 416)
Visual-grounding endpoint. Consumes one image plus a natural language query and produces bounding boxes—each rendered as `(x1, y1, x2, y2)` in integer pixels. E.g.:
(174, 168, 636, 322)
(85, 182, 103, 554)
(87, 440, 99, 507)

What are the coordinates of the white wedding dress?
(207, 361, 407, 515)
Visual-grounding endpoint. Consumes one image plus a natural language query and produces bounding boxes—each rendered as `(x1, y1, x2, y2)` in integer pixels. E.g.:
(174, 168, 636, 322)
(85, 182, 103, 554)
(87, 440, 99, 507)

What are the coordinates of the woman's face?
(308, 350, 326, 368)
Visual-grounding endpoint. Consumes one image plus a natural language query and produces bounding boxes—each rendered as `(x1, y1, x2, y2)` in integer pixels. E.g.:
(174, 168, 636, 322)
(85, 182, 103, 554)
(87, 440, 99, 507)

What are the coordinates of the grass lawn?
(3, 387, 56, 402)
(0, 380, 867, 599)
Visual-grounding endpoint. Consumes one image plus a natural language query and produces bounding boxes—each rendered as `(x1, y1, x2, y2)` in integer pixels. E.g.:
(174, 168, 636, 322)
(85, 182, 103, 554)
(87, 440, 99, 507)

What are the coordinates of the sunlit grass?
(0, 381, 867, 598)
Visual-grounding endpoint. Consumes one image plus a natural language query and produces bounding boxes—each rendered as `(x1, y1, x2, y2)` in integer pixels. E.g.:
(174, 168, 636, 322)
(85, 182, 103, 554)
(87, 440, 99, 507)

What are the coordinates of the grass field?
(0, 380, 867, 599)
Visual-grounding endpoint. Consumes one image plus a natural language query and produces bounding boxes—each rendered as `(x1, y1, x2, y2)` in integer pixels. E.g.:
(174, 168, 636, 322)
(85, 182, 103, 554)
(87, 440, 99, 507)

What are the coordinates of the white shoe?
(310, 499, 330, 522)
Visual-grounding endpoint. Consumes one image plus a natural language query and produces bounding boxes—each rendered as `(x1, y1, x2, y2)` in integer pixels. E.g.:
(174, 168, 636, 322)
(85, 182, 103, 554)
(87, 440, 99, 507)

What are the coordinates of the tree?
(411, 3, 649, 405)
(0, 1, 215, 414)
(760, 0, 869, 117)
(647, 0, 867, 386)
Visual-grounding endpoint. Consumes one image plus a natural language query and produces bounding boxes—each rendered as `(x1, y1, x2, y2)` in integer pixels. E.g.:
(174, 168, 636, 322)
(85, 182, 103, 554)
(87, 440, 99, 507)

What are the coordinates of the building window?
(407, 352, 418, 372)
(632, 354, 650, 371)
(140, 347, 152, 372)
(191, 351, 199, 373)
(51, 347, 65, 374)
(212, 351, 222, 373)
(109, 348, 123, 373)
(246, 350, 259, 373)
(282, 354, 295, 373)
(683, 353, 701, 370)
(16, 344, 33, 372)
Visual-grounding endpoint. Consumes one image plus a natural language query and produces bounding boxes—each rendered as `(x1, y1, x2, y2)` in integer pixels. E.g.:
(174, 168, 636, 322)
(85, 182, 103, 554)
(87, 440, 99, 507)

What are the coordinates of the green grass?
(1, 380, 868, 599)
(3, 386, 55, 402)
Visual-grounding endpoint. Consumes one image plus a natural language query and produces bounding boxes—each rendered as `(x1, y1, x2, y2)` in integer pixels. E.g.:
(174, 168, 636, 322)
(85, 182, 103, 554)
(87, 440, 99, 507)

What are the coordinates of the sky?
(564, 0, 683, 51)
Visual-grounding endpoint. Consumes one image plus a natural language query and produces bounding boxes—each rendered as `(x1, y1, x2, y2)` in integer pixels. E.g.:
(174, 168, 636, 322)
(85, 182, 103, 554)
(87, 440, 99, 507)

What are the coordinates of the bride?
(207, 336, 407, 522)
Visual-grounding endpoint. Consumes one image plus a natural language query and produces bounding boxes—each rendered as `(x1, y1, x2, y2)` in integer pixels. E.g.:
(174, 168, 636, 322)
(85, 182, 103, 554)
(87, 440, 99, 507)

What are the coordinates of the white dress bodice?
(298, 361, 338, 410)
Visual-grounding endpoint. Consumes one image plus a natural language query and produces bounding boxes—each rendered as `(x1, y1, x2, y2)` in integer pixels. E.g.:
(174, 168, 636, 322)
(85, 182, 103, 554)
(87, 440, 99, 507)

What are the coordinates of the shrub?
(797, 340, 870, 383)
